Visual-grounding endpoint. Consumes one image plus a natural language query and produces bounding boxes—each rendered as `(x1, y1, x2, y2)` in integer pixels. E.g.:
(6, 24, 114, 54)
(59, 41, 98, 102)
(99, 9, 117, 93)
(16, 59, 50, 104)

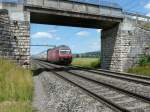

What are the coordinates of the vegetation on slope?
(141, 23, 150, 30)
(0, 59, 33, 112)
(128, 65, 150, 76)
(128, 55, 150, 76)
(71, 58, 100, 68)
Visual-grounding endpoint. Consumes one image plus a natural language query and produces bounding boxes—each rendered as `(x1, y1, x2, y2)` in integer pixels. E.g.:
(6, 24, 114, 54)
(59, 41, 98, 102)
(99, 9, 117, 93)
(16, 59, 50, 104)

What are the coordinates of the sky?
(75, 0, 150, 15)
(30, 0, 150, 55)
(31, 24, 101, 55)
(2, 0, 150, 14)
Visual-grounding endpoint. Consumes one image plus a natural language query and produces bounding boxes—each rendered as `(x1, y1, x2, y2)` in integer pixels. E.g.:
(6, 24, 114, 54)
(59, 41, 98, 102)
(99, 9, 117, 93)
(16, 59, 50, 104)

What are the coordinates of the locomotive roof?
(47, 45, 70, 51)
(57, 45, 70, 48)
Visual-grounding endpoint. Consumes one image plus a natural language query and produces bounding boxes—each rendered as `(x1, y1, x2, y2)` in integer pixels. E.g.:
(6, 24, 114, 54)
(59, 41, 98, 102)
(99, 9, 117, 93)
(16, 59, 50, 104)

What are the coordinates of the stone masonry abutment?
(0, 9, 30, 67)
(0, 10, 15, 60)
(101, 17, 150, 72)
(0, 1, 150, 71)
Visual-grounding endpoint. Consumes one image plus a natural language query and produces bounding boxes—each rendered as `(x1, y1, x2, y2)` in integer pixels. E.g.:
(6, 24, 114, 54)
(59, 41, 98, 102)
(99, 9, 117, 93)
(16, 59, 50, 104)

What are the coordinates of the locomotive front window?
(59, 50, 71, 54)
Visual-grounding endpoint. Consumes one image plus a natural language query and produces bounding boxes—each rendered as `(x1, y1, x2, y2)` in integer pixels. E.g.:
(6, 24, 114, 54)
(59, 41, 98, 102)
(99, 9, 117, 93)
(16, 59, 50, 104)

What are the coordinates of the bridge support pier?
(9, 11, 30, 68)
(0, 9, 30, 67)
(101, 18, 150, 72)
(0, 10, 15, 60)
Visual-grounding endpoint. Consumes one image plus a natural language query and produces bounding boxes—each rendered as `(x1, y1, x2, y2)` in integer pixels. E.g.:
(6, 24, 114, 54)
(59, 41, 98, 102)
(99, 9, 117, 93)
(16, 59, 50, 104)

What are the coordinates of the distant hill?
(73, 51, 101, 58)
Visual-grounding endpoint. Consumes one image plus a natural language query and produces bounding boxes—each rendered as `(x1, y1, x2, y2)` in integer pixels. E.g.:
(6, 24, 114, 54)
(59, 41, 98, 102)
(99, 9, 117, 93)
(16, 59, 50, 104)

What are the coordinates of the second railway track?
(35, 60, 150, 112)
(70, 65, 150, 85)
(38, 59, 150, 85)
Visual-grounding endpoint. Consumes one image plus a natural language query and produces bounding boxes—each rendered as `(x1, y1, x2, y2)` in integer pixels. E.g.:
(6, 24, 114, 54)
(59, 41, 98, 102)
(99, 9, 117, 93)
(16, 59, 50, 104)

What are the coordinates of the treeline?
(73, 51, 101, 58)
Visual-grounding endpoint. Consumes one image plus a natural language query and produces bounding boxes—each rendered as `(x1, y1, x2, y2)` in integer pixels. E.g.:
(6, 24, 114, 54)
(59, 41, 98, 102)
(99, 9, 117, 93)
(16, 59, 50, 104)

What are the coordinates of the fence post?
(136, 12, 138, 24)
(23, 0, 26, 5)
(98, 0, 100, 15)
(43, 0, 44, 7)
(72, 0, 75, 11)
(86, 3, 88, 13)
(57, 0, 60, 9)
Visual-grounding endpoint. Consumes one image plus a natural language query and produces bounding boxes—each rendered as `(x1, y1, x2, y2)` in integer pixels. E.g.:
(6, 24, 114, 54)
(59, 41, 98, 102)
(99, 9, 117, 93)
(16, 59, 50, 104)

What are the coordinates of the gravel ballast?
(32, 71, 115, 112)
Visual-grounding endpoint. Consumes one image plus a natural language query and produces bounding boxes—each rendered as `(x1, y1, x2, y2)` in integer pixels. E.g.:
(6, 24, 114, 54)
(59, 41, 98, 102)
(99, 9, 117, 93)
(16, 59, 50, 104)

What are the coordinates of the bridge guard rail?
(124, 12, 150, 22)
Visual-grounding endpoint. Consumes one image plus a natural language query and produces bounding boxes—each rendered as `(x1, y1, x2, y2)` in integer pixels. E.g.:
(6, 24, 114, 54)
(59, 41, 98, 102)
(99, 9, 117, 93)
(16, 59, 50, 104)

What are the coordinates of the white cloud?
(49, 29, 58, 33)
(144, 2, 150, 9)
(70, 45, 76, 49)
(31, 32, 53, 39)
(31, 31, 61, 41)
(90, 41, 101, 50)
(146, 12, 150, 17)
(55, 37, 61, 40)
(97, 29, 102, 33)
(76, 31, 89, 37)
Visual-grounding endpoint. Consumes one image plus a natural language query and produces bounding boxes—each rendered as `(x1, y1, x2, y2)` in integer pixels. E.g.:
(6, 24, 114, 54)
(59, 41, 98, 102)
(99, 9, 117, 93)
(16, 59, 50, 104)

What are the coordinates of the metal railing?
(124, 12, 150, 22)
(0, 0, 24, 4)
(1, 0, 150, 22)
(70, 0, 121, 9)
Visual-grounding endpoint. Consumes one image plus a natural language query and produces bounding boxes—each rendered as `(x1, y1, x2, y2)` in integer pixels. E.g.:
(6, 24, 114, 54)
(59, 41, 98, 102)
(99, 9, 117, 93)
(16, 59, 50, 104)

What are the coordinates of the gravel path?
(32, 76, 49, 112)
(32, 71, 115, 112)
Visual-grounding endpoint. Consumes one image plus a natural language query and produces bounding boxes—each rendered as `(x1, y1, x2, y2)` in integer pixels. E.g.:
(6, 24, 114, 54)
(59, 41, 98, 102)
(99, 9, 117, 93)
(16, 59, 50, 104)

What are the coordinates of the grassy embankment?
(71, 58, 100, 68)
(128, 55, 150, 76)
(140, 23, 150, 30)
(72, 57, 150, 76)
(0, 59, 33, 112)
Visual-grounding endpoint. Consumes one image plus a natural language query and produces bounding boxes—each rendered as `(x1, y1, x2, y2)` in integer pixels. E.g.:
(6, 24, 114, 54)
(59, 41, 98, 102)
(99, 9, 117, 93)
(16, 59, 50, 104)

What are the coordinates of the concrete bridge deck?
(0, 0, 150, 71)
(24, 0, 123, 29)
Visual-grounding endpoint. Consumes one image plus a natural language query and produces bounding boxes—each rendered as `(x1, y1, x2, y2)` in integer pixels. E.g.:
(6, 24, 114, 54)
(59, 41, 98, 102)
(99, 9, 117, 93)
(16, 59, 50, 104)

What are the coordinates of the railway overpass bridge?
(0, 0, 150, 71)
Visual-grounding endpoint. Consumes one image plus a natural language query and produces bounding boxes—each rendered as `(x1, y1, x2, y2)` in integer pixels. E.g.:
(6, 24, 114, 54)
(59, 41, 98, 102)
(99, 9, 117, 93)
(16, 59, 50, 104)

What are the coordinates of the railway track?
(41, 61, 150, 100)
(35, 60, 150, 112)
(38, 60, 150, 86)
(70, 65, 150, 85)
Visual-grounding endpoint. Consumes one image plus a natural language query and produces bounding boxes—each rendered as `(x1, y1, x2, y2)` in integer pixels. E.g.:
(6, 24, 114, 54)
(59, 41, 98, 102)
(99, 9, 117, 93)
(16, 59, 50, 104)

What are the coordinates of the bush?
(128, 55, 150, 76)
(138, 55, 150, 66)
(128, 65, 150, 76)
(90, 59, 101, 68)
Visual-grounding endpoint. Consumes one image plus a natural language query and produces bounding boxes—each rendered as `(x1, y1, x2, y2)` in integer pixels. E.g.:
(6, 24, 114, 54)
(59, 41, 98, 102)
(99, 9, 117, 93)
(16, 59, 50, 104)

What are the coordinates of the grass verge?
(71, 58, 100, 68)
(128, 64, 150, 76)
(0, 101, 32, 112)
(0, 59, 33, 112)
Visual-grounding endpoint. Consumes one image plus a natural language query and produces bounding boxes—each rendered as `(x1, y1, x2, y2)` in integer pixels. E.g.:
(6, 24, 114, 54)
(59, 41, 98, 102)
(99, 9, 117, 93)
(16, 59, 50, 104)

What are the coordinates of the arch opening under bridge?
(0, 0, 150, 71)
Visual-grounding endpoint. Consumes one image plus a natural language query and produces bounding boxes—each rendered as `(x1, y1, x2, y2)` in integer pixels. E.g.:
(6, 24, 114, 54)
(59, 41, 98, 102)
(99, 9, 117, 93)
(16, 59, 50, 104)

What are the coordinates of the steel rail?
(36, 61, 129, 112)
(72, 65, 150, 80)
(37, 60, 150, 104)
(38, 60, 150, 85)
(36, 60, 150, 112)
(69, 66, 150, 85)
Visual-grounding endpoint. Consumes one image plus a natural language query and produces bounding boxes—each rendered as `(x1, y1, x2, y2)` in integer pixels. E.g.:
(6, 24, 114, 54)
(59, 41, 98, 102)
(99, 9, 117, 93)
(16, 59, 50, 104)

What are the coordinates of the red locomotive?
(47, 45, 72, 65)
